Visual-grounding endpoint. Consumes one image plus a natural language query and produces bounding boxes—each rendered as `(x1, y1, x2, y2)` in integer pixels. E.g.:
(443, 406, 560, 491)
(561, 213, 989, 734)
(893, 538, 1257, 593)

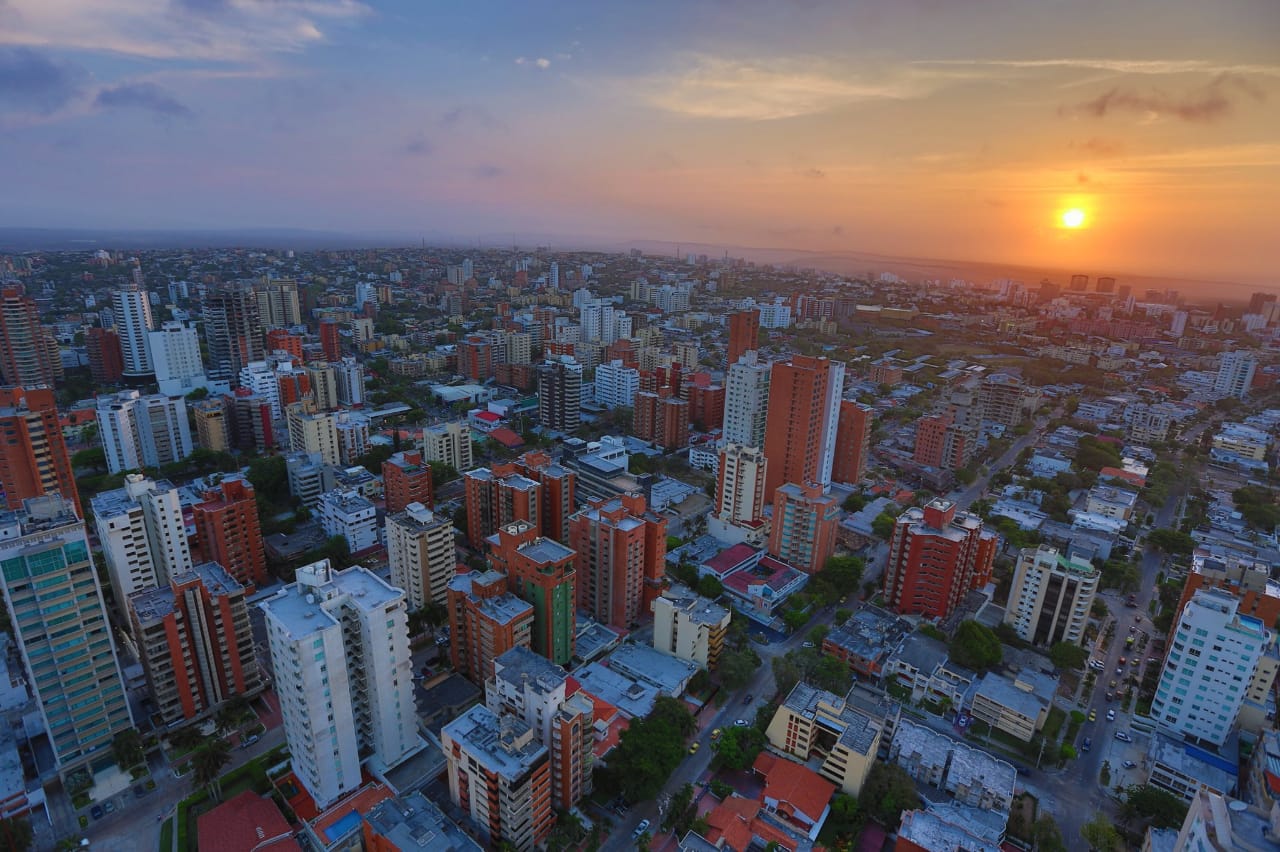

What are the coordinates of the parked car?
(734, 719, 749, 727)
(1081, 737, 1091, 752)
(90, 805, 103, 820)
(1123, 760, 1137, 769)
(742, 693, 753, 705)
(710, 728, 722, 741)
(633, 819, 651, 839)
(802, 641, 815, 648)
(1088, 708, 1097, 722)
(103, 802, 115, 815)
(1106, 709, 1116, 721)
(1115, 731, 1133, 742)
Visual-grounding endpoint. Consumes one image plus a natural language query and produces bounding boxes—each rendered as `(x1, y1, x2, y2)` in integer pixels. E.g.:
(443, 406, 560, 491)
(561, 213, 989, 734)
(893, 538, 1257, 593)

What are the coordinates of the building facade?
(570, 494, 666, 631)
(1005, 545, 1099, 646)
(487, 521, 577, 666)
(0, 387, 80, 514)
(192, 476, 268, 591)
(767, 481, 841, 574)
(386, 502, 456, 610)
(447, 570, 534, 684)
(652, 585, 730, 670)
(762, 355, 844, 502)
(882, 499, 997, 619)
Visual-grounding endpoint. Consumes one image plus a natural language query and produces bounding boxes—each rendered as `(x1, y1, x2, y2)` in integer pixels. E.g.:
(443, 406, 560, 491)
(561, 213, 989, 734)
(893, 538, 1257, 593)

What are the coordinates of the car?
(1119, 657, 1126, 665)
(1115, 731, 1133, 742)
(1110, 679, 1118, 689)
(1116, 667, 1124, 675)
(1081, 737, 1092, 752)
(1106, 709, 1116, 721)
(1105, 692, 1114, 701)
(1128, 625, 1136, 633)
(689, 741, 700, 754)
(633, 819, 651, 839)
(133, 786, 146, 799)
(1089, 659, 1105, 671)
(743, 693, 753, 705)
(1126, 636, 1135, 645)
(710, 728, 722, 741)
(103, 802, 115, 815)
(802, 641, 815, 648)
(90, 805, 103, 820)
(734, 719, 749, 727)
(1088, 709, 1097, 721)
(1123, 760, 1137, 769)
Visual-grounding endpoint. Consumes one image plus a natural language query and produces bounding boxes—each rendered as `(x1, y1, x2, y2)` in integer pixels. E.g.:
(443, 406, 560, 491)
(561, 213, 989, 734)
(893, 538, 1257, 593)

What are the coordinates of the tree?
(354, 444, 395, 475)
(842, 493, 867, 512)
(1049, 641, 1089, 671)
(696, 574, 724, 600)
(216, 695, 254, 733)
(599, 697, 694, 803)
(782, 607, 810, 633)
(871, 511, 899, 541)
(1032, 815, 1068, 852)
(247, 455, 290, 504)
(191, 738, 232, 801)
(409, 601, 449, 635)
(1146, 528, 1195, 556)
(0, 816, 33, 851)
(1121, 784, 1189, 829)
(719, 648, 758, 691)
(1080, 813, 1122, 851)
(818, 793, 863, 845)
(950, 621, 1003, 671)
(112, 728, 145, 770)
(71, 447, 106, 470)
(860, 763, 920, 829)
(712, 724, 765, 770)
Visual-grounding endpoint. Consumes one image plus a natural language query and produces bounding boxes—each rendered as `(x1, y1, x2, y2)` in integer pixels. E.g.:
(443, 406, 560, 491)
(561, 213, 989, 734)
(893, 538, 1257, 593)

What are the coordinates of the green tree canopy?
(1081, 813, 1123, 851)
(719, 647, 758, 691)
(598, 696, 695, 803)
(871, 511, 899, 541)
(1032, 815, 1068, 852)
(0, 816, 33, 852)
(1146, 528, 1195, 556)
(950, 621, 1003, 671)
(711, 725, 766, 771)
(1121, 784, 1190, 829)
(1049, 641, 1089, 671)
(246, 455, 290, 504)
(860, 763, 921, 829)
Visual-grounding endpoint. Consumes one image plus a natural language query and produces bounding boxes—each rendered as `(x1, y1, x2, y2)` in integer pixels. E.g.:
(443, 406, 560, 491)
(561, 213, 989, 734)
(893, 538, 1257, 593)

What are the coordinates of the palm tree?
(168, 725, 204, 755)
(191, 739, 232, 802)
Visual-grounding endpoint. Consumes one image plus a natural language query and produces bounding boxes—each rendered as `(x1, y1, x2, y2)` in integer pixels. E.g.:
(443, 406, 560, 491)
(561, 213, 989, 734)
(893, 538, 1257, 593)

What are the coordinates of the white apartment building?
(502, 331, 533, 365)
(91, 475, 195, 604)
(96, 390, 192, 474)
(652, 585, 731, 670)
(1212, 423, 1271, 462)
(716, 443, 767, 526)
(723, 351, 770, 447)
(334, 356, 365, 406)
(114, 277, 154, 378)
(238, 360, 284, 422)
(593, 359, 639, 409)
(261, 561, 422, 808)
(386, 502, 456, 610)
(1214, 349, 1257, 400)
(287, 408, 340, 466)
(1004, 545, 1098, 646)
(318, 489, 378, 553)
(149, 320, 209, 396)
(422, 421, 473, 471)
(333, 411, 371, 466)
(1125, 402, 1173, 443)
(1152, 588, 1270, 747)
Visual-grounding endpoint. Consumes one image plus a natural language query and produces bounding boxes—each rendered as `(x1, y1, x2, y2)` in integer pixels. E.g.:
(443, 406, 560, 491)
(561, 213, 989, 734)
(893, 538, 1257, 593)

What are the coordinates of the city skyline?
(0, 1, 1277, 284)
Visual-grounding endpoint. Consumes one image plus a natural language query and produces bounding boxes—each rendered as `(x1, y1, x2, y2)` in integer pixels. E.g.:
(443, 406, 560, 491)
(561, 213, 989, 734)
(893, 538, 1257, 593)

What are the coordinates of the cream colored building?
(306, 362, 340, 411)
(1005, 545, 1099, 646)
(386, 502, 457, 610)
(651, 585, 730, 670)
(423, 421, 474, 472)
(764, 682, 883, 796)
(287, 406, 340, 466)
(968, 670, 1057, 743)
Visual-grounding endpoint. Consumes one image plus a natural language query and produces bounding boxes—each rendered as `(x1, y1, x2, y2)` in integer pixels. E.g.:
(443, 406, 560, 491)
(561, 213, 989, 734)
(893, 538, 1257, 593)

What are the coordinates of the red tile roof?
(753, 752, 835, 826)
(703, 543, 759, 576)
(196, 791, 301, 852)
(489, 426, 526, 448)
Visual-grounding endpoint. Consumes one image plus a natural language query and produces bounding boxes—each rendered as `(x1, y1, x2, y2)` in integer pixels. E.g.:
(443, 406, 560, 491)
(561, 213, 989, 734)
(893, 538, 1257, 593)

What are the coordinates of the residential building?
(726, 308, 760, 367)
(255, 277, 302, 329)
(487, 521, 577, 666)
(91, 475, 191, 604)
(204, 282, 264, 387)
(767, 481, 841, 574)
(192, 476, 268, 591)
(307, 362, 340, 411)
(913, 412, 974, 471)
(537, 356, 582, 433)
(191, 397, 229, 452)
(885, 634, 976, 707)
(318, 489, 379, 554)
(977, 373, 1033, 428)
(1148, 733, 1237, 801)
(285, 452, 326, 508)
(593, 359, 639, 409)
(1212, 423, 1270, 462)
(442, 705, 554, 852)
(261, 561, 422, 809)
(464, 464, 541, 549)
(889, 719, 1016, 814)
(1005, 545, 1100, 646)
(113, 277, 155, 380)
(1085, 486, 1138, 520)
(1160, 789, 1280, 852)
(634, 388, 689, 450)
(1152, 588, 1270, 747)
(386, 502, 455, 610)
(238, 359, 285, 423)
(1175, 553, 1280, 639)
(149, 320, 208, 396)
(512, 450, 577, 544)
(0, 284, 61, 387)
(764, 682, 884, 796)
(362, 791, 484, 852)
(882, 499, 997, 619)
(895, 807, 1003, 852)
(265, 328, 303, 360)
(723, 350, 770, 447)
(448, 570, 534, 684)
(968, 670, 1058, 742)
(333, 410, 370, 465)
(487, 647, 594, 809)
(319, 318, 342, 362)
(422, 421, 473, 472)
(715, 442, 768, 529)
(226, 389, 275, 454)
(762, 355, 845, 502)
(0, 387, 80, 514)
(822, 605, 912, 680)
(0, 496, 133, 773)
(652, 584, 730, 670)
(127, 561, 261, 725)
(688, 381, 725, 431)
(85, 326, 124, 384)
(287, 406, 340, 466)
(1214, 350, 1257, 399)
(833, 400, 873, 485)
(458, 334, 494, 382)
(96, 390, 193, 473)
(382, 450, 434, 513)
(570, 494, 666, 630)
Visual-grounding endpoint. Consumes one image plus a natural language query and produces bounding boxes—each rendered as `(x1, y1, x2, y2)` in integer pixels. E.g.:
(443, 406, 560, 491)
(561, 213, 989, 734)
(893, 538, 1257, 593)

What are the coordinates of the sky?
(0, 0, 1278, 283)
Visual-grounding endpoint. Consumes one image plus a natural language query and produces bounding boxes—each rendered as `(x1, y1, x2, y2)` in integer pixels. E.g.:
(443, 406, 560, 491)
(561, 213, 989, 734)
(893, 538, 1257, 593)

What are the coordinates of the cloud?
(916, 57, 1280, 78)
(1071, 137, 1125, 157)
(632, 55, 933, 120)
(440, 104, 502, 130)
(535, 57, 551, 70)
(472, 163, 504, 179)
(1066, 74, 1265, 123)
(403, 134, 433, 156)
(1077, 172, 1090, 184)
(94, 81, 192, 117)
(0, 46, 86, 113)
(801, 168, 826, 179)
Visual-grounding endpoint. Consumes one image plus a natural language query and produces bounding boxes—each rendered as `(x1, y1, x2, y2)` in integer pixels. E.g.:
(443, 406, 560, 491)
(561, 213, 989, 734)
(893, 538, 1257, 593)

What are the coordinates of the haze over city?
(2, 0, 1279, 285)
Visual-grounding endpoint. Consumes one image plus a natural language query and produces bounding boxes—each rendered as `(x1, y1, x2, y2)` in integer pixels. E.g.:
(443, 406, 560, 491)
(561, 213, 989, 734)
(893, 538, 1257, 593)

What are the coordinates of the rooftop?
(130, 561, 243, 625)
(493, 646, 568, 695)
(1150, 733, 1238, 796)
(753, 751, 836, 824)
(319, 489, 376, 515)
(442, 705, 547, 781)
(363, 791, 482, 852)
(658, 584, 731, 627)
(196, 791, 301, 852)
(702, 543, 759, 577)
(896, 808, 1002, 852)
(518, 536, 575, 565)
(782, 682, 880, 757)
(447, 571, 532, 626)
(261, 562, 402, 640)
(607, 643, 698, 696)
(573, 661, 659, 719)
(972, 671, 1054, 721)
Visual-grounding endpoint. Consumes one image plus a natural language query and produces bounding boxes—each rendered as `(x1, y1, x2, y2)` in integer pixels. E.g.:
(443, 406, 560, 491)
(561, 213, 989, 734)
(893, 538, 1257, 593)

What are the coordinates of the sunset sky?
(1, 0, 1277, 282)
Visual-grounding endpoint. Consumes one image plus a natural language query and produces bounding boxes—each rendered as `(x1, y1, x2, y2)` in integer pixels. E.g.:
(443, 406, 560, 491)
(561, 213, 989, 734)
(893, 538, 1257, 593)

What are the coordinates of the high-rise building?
(715, 443, 768, 527)
(238, 359, 285, 422)
(487, 647, 594, 809)
(318, 489, 378, 554)
(513, 450, 577, 544)
(464, 464, 541, 549)
(634, 388, 689, 450)
(882, 499, 997, 619)
(192, 476, 268, 592)
(149, 320, 208, 396)
(334, 356, 365, 407)
(721, 350, 768, 447)
(127, 561, 261, 725)
(458, 335, 494, 382)
(487, 521, 577, 666)
(306, 361, 340, 411)
(593, 359, 639, 409)
(0, 386, 80, 514)
(652, 585, 731, 670)
(114, 273, 155, 380)
(226, 389, 276, 454)
(726, 308, 760, 367)
(287, 406, 339, 466)
(762, 355, 844, 502)
(767, 481, 841, 574)
(382, 449, 434, 512)
(190, 397, 228, 452)
(570, 494, 666, 630)
(86, 327, 124, 384)
(255, 277, 302, 328)
(913, 412, 973, 471)
(319, 318, 342, 362)
(442, 705, 554, 852)
(0, 284, 61, 388)
(204, 282, 264, 387)
(536, 356, 582, 433)
(1004, 545, 1099, 646)
(95, 390, 193, 473)
(1214, 350, 1257, 400)
(447, 570, 534, 684)
(0, 496, 133, 772)
(386, 502, 456, 610)
(832, 401, 873, 485)
(91, 475, 192, 605)
(422, 421, 473, 472)
(1152, 588, 1270, 747)
(265, 328, 303, 361)
(687, 381, 725, 432)
(261, 560, 423, 808)
(977, 373, 1032, 428)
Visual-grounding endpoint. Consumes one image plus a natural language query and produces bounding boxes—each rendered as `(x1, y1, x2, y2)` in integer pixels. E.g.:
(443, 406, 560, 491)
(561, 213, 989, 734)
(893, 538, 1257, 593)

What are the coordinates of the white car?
(1106, 709, 1116, 721)
(734, 719, 749, 727)
(633, 819, 650, 839)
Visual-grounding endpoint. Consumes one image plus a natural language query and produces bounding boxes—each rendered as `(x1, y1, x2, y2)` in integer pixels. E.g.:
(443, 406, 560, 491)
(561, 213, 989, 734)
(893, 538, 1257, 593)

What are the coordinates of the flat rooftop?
(518, 537, 575, 565)
(607, 643, 697, 696)
(442, 705, 547, 781)
(494, 646, 568, 695)
(261, 564, 401, 640)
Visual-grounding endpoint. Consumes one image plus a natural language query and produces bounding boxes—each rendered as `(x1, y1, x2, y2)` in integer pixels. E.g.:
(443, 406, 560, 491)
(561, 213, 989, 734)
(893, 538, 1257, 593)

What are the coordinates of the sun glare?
(1061, 208, 1087, 229)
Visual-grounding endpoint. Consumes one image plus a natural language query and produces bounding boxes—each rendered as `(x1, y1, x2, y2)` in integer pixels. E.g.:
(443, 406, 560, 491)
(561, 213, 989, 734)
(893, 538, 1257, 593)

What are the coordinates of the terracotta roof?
(474, 410, 501, 422)
(311, 783, 395, 843)
(703, 543, 758, 576)
(489, 427, 526, 448)
(196, 791, 301, 852)
(753, 752, 835, 826)
(705, 795, 759, 852)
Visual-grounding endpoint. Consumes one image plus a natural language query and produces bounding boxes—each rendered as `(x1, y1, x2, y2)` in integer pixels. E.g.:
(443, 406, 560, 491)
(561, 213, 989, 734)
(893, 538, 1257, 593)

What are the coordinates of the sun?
(1061, 208, 1087, 229)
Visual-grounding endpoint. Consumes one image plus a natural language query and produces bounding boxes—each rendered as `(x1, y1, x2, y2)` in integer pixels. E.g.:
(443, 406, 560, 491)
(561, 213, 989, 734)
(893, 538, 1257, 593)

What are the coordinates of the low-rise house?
(821, 605, 911, 679)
